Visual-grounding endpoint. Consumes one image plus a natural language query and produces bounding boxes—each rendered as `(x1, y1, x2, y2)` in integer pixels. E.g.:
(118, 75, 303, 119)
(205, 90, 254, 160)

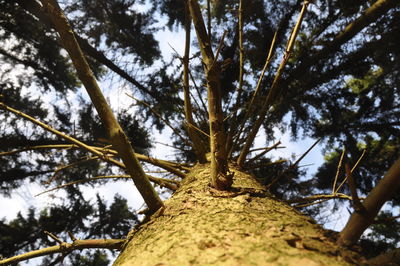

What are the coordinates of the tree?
(1, 0, 400, 264)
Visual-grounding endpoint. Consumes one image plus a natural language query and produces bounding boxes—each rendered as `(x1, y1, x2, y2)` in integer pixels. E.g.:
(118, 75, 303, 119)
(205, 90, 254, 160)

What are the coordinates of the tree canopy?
(1, 0, 400, 264)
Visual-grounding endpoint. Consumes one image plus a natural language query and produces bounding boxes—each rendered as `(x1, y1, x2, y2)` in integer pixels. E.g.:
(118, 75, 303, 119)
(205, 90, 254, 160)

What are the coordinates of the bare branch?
(238, 0, 245, 94)
(345, 163, 365, 213)
(126, 94, 192, 148)
(15, 0, 160, 101)
(291, 193, 357, 206)
(334, 149, 366, 194)
(332, 148, 346, 195)
(237, 0, 310, 167)
(338, 156, 400, 246)
(244, 141, 284, 167)
(266, 138, 320, 190)
(228, 23, 278, 156)
(189, 0, 233, 190)
(0, 144, 188, 177)
(0, 238, 124, 265)
(40, 0, 162, 212)
(328, 0, 399, 52)
(0, 103, 125, 169)
(249, 30, 279, 108)
(182, 5, 208, 163)
(36, 174, 180, 196)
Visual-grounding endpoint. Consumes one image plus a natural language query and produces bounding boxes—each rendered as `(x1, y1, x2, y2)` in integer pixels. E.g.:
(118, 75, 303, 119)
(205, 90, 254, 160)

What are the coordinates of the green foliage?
(0, 1, 80, 93)
(66, 0, 160, 65)
(346, 67, 384, 94)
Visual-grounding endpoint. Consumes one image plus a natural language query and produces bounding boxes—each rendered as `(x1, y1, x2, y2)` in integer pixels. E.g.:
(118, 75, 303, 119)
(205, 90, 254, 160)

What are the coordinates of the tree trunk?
(114, 164, 363, 265)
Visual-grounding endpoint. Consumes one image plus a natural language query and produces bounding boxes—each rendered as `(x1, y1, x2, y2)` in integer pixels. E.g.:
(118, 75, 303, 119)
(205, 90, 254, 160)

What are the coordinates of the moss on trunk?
(114, 164, 363, 265)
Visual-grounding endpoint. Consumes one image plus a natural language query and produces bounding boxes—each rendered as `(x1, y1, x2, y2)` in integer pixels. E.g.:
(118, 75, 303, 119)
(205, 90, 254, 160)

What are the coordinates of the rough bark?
(114, 164, 363, 265)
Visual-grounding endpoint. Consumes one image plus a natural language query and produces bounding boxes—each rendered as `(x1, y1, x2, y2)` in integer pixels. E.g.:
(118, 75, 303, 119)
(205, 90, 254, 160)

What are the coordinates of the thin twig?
(188, 90, 206, 123)
(36, 174, 180, 197)
(248, 142, 283, 153)
(266, 138, 320, 190)
(245, 141, 284, 166)
(207, 0, 212, 41)
(210, 30, 228, 69)
(99, 147, 190, 174)
(47, 155, 103, 185)
(295, 198, 330, 208)
(0, 144, 76, 157)
(248, 30, 279, 107)
(44, 231, 63, 244)
(334, 149, 366, 194)
(185, 121, 210, 138)
(294, 138, 321, 167)
(154, 141, 186, 152)
(188, 69, 208, 120)
(332, 148, 346, 195)
(237, 0, 310, 167)
(244, 159, 287, 170)
(238, 0, 245, 94)
(0, 103, 125, 169)
(290, 192, 355, 204)
(67, 232, 77, 242)
(298, 163, 315, 168)
(126, 94, 192, 148)
(0, 142, 188, 177)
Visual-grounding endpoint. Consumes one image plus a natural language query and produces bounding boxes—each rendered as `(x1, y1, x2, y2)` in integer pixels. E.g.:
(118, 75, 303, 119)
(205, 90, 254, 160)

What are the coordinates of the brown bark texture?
(114, 164, 363, 265)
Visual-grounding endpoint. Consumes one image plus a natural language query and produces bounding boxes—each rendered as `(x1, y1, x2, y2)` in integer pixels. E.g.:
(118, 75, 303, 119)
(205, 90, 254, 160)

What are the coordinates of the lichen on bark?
(114, 164, 362, 265)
